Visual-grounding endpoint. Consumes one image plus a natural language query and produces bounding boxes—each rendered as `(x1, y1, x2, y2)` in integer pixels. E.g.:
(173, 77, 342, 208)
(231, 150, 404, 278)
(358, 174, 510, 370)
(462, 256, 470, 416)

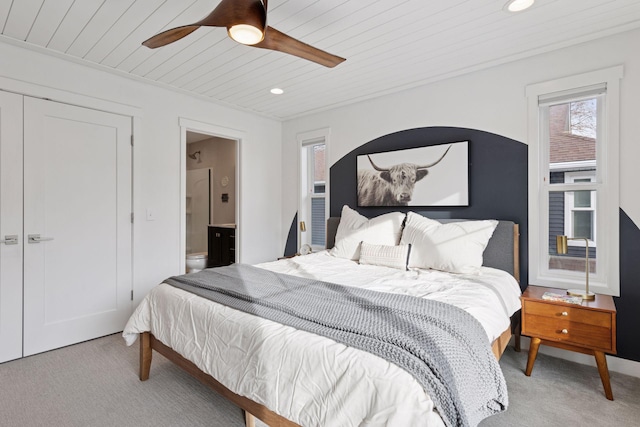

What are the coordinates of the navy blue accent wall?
(283, 127, 640, 362)
(284, 213, 298, 257)
(615, 209, 640, 361)
(329, 127, 529, 287)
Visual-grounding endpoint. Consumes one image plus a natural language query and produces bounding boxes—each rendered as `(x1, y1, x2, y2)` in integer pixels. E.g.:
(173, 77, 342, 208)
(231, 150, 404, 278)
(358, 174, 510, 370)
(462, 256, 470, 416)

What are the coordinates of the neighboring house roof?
(549, 103, 596, 164)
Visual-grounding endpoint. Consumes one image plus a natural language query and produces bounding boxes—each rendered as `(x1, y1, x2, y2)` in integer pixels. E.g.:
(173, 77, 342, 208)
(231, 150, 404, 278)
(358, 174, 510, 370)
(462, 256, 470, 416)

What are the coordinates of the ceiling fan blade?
(143, 0, 259, 49)
(142, 1, 345, 67)
(142, 25, 200, 49)
(255, 26, 345, 68)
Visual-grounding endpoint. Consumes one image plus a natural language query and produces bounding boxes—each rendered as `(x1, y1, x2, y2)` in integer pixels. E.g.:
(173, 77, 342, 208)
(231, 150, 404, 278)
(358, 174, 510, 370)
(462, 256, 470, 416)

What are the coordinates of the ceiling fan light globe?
(228, 24, 264, 45)
(504, 0, 535, 12)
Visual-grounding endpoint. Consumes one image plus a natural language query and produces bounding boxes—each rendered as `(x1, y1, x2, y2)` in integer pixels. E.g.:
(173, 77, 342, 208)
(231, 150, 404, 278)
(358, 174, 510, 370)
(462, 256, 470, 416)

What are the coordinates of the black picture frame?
(356, 141, 469, 207)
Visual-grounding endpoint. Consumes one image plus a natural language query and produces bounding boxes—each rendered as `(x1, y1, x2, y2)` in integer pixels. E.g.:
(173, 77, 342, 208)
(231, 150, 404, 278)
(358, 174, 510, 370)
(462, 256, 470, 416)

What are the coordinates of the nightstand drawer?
(523, 301, 611, 327)
(523, 314, 613, 351)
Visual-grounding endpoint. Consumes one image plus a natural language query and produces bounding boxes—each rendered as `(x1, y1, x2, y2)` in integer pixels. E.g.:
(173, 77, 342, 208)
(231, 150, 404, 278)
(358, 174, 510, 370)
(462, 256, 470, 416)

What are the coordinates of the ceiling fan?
(142, 0, 346, 68)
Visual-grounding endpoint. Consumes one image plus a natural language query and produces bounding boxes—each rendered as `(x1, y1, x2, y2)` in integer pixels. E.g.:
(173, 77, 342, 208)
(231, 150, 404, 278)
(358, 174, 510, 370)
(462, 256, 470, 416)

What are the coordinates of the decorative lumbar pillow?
(359, 242, 412, 270)
(400, 212, 498, 273)
(330, 205, 405, 261)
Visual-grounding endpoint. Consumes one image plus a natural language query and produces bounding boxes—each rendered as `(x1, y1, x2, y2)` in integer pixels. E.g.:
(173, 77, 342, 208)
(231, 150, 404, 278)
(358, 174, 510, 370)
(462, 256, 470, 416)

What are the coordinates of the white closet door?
(0, 91, 23, 363)
(23, 97, 132, 356)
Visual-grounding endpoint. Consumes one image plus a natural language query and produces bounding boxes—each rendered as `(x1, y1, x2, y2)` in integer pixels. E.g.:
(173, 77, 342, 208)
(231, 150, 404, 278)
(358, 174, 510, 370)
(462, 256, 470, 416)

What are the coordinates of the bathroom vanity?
(208, 224, 235, 267)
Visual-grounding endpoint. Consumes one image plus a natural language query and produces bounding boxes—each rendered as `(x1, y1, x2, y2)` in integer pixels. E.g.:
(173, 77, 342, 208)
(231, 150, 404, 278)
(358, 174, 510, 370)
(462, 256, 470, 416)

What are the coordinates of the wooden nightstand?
(521, 285, 617, 400)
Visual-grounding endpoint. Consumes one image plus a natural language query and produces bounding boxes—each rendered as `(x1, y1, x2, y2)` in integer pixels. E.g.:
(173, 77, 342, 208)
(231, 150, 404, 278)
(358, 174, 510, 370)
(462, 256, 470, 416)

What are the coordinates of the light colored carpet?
(0, 334, 246, 427)
(1, 334, 639, 426)
(482, 347, 640, 427)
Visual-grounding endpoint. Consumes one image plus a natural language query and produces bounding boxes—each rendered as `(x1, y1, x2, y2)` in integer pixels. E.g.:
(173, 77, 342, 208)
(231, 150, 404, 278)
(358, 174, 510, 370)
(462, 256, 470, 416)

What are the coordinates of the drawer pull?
(561, 311, 568, 316)
(561, 329, 568, 334)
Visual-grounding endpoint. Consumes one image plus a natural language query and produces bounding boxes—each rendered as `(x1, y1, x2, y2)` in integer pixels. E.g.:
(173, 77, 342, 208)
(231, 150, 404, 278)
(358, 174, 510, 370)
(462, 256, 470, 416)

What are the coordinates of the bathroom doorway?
(180, 118, 240, 274)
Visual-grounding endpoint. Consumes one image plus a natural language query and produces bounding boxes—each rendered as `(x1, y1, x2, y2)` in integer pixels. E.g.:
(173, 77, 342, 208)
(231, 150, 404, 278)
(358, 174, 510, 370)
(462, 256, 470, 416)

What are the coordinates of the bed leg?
(245, 411, 256, 427)
(140, 332, 152, 381)
(512, 310, 522, 352)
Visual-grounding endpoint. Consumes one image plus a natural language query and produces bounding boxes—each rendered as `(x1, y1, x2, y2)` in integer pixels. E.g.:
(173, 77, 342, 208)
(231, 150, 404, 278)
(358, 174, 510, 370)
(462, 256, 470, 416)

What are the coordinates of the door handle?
(28, 234, 54, 243)
(0, 235, 18, 245)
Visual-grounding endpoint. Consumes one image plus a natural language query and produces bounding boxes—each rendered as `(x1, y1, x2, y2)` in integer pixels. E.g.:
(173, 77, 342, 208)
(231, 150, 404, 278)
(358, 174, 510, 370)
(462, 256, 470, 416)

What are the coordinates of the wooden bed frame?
(140, 325, 519, 427)
(140, 331, 299, 427)
(139, 222, 522, 427)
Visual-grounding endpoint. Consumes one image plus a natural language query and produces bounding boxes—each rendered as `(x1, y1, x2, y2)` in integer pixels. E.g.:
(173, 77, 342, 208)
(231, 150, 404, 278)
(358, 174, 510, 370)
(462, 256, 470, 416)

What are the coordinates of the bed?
(123, 210, 522, 427)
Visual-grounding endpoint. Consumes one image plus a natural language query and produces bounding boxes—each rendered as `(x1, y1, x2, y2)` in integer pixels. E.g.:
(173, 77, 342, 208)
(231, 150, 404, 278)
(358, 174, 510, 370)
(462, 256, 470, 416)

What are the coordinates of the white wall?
(281, 28, 640, 244)
(187, 136, 237, 226)
(0, 40, 282, 305)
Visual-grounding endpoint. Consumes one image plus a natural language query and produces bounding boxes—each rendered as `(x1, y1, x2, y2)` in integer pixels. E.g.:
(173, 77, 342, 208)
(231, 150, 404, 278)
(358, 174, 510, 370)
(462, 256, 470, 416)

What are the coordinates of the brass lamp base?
(567, 289, 596, 300)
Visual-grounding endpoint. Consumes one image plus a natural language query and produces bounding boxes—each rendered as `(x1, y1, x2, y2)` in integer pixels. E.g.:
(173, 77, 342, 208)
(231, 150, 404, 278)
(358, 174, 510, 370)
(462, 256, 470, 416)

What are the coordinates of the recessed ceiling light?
(270, 88, 284, 95)
(504, 0, 535, 13)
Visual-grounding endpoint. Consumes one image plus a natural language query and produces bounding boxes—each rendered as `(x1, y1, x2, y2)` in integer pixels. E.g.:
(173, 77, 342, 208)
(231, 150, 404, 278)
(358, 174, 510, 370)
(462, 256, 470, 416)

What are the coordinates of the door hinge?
(130, 135, 134, 146)
(131, 212, 134, 223)
(131, 290, 134, 301)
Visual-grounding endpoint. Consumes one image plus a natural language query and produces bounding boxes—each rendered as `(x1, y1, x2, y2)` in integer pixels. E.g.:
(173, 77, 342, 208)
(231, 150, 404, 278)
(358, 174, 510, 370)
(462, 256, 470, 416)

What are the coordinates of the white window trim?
(549, 160, 596, 171)
(297, 128, 330, 252)
(527, 66, 622, 296)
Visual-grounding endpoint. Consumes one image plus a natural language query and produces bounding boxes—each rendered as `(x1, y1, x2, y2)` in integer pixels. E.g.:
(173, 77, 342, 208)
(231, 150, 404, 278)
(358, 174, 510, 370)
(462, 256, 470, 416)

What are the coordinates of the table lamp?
(556, 235, 596, 300)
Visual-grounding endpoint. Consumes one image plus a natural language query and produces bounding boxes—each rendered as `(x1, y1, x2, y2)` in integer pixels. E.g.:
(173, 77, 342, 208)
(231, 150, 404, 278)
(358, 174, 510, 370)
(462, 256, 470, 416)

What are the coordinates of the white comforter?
(123, 251, 521, 427)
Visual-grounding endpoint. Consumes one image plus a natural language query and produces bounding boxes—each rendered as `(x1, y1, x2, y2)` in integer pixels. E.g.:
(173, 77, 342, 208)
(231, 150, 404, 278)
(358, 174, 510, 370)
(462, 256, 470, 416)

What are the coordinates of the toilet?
(186, 252, 208, 273)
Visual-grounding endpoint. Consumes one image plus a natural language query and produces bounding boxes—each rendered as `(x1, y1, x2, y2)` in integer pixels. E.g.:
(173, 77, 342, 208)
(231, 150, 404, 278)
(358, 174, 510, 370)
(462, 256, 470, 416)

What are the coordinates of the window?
(298, 129, 330, 251)
(527, 66, 622, 296)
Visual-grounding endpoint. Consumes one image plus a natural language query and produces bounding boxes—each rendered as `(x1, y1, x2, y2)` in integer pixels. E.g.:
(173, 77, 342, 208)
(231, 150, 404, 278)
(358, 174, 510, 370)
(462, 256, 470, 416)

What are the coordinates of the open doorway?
(179, 118, 241, 274)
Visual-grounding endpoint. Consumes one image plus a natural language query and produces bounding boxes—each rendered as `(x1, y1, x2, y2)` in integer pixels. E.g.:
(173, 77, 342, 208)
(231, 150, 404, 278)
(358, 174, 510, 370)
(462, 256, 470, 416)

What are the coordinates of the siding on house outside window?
(311, 197, 326, 247)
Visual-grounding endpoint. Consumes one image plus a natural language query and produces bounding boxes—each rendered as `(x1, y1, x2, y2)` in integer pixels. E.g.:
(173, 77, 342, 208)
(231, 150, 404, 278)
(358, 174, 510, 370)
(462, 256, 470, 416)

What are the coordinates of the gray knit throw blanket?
(165, 264, 508, 427)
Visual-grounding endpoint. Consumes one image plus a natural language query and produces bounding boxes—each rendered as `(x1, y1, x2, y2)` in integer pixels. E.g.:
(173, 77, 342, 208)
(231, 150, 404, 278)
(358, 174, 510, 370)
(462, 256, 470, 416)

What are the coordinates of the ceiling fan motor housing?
(213, 0, 267, 34)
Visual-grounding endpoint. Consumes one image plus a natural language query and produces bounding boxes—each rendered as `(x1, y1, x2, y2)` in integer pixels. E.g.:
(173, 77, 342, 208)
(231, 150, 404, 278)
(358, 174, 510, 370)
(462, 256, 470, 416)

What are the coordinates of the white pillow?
(359, 242, 412, 270)
(401, 212, 498, 274)
(330, 206, 405, 261)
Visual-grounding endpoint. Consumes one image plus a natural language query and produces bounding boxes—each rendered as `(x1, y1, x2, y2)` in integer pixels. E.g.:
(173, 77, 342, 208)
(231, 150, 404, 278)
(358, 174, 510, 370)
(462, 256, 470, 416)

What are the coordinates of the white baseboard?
(516, 336, 640, 378)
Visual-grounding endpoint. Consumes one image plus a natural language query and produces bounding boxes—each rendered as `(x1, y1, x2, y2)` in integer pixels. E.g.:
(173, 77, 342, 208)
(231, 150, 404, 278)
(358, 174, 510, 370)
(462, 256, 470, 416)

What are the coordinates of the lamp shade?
(556, 235, 568, 254)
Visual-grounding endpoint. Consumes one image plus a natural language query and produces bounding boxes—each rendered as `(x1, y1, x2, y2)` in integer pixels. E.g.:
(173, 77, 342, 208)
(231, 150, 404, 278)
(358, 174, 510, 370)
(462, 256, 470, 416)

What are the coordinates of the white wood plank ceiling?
(1, 0, 639, 120)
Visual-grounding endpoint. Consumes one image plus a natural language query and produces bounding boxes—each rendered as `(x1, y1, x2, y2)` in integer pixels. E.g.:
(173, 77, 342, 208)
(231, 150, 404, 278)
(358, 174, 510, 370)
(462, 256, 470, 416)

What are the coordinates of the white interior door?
(0, 91, 23, 363)
(23, 97, 132, 356)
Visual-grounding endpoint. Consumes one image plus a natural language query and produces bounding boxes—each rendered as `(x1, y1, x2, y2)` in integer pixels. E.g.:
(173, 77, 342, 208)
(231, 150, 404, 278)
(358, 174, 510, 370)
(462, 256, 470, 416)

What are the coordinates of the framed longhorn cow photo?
(356, 141, 469, 207)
